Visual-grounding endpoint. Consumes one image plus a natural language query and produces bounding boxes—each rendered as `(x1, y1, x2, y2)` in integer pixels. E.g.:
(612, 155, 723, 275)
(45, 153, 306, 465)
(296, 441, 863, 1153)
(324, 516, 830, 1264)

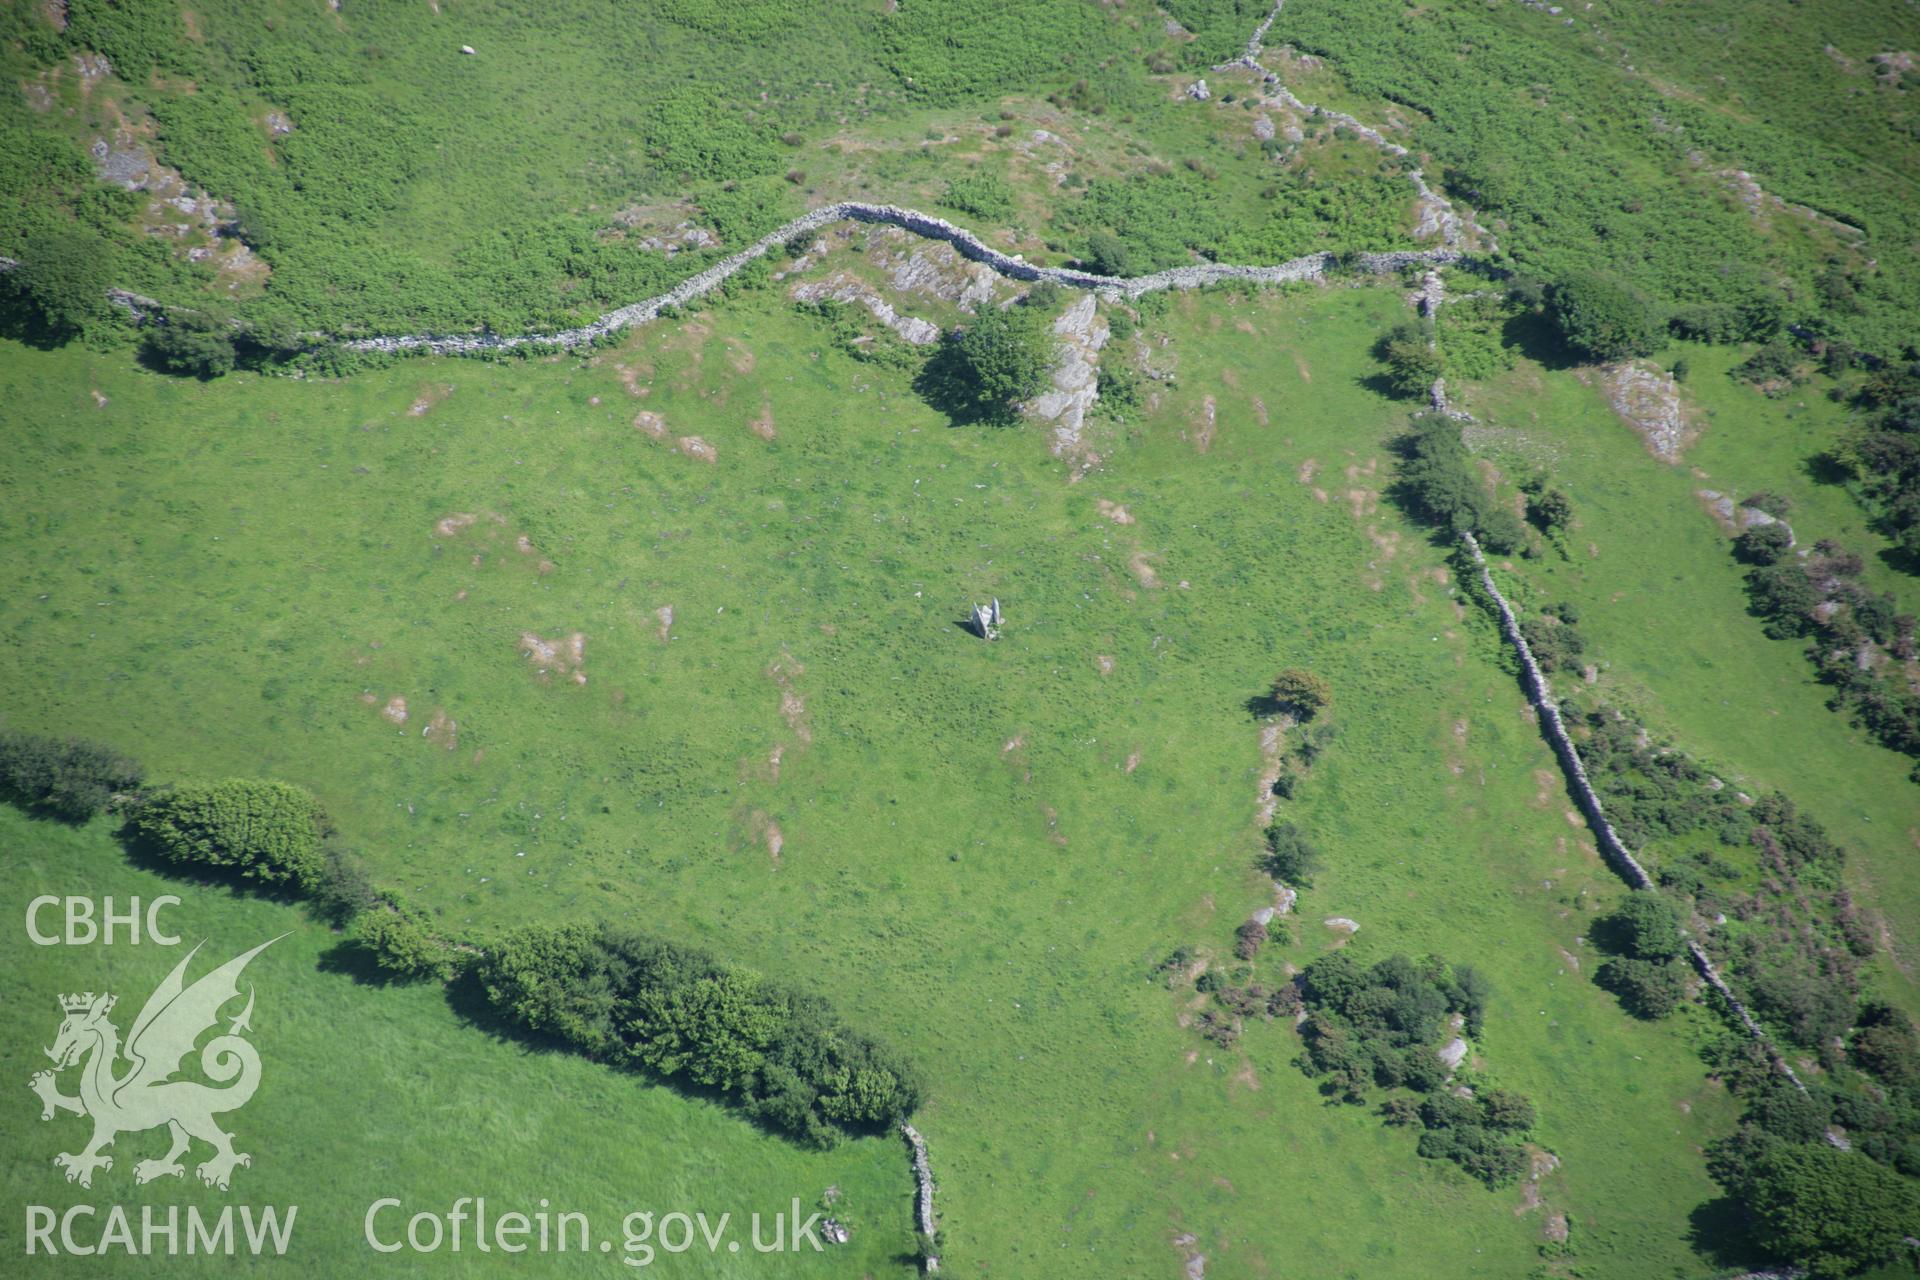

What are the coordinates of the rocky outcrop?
(1601, 361, 1696, 463)
(1029, 293, 1110, 459)
(791, 273, 942, 344)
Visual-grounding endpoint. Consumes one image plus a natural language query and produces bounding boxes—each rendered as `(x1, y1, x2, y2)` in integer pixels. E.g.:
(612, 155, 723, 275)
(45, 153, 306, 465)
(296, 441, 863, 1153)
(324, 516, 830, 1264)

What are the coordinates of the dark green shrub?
(0, 732, 143, 821)
(1709, 1134, 1920, 1280)
(1375, 320, 1445, 398)
(1263, 820, 1322, 886)
(9, 224, 117, 337)
(1746, 561, 1822, 638)
(1851, 1004, 1920, 1088)
(1546, 272, 1664, 362)
(1597, 956, 1689, 1018)
(1519, 613, 1586, 673)
(352, 904, 457, 981)
(1269, 668, 1331, 720)
(1083, 230, 1134, 277)
(1735, 522, 1794, 565)
(942, 172, 1014, 221)
(1601, 891, 1687, 962)
(133, 778, 326, 891)
(310, 843, 379, 924)
(143, 309, 237, 378)
(480, 923, 920, 1144)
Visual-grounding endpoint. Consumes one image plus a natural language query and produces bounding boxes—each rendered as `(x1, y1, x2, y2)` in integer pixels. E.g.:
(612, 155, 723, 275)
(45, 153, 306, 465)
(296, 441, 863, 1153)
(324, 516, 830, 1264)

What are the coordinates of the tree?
(10, 224, 117, 337)
(1715, 1138, 1920, 1279)
(1546, 271, 1664, 362)
(143, 309, 237, 378)
(947, 297, 1059, 419)
(1084, 230, 1134, 277)
(133, 779, 327, 891)
(1263, 821, 1323, 886)
(1736, 523, 1794, 565)
(1376, 320, 1445, 398)
(1269, 668, 1331, 720)
(1596, 956, 1689, 1018)
(1603, 890, 1687, 961)
(0, 732, 143, 821)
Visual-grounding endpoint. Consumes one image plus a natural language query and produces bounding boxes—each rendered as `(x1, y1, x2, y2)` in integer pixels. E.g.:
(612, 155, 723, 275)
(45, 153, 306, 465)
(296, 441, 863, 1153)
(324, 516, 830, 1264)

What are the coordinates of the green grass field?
(0, 274, 1794, 1277)
(1463, 341, 1920, 1014)
(0, 807, 917, 1276)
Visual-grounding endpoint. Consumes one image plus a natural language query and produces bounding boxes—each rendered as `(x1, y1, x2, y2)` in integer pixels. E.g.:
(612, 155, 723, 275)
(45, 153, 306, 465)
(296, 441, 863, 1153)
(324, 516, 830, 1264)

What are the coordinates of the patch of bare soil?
(1128, 551, 1162, 589)
(1296, 458, 1318, 484)
(749, 400, 776, 440)
(614, 362, 653, 397)
(90, 389, 108, 408)
(380, 696, 408, 724)
(407, 383, 453, 417)
(1095, 654, 1115, 676)
(434, 511, 553, 573)
(654, 605, 675, 642)
(744, 809, 785, 865)
(1251, 396, 1268, 426)
(1515, 1146, 1562, 1218)
(424, 709, 459, 750)
(520, 630, 587, 685)
(676, 435, 718, 463)
(768, 653, 812, 745)
(633, 410, 667, 438)
(1096, 499, 1134, 525)
(1190, 394, 1217, 453)
(1124, 749, 1142, 774)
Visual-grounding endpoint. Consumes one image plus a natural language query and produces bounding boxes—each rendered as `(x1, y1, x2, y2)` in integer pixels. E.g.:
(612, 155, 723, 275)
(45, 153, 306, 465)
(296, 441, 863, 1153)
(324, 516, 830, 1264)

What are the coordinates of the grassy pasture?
(0, 274, 1771, 1276)
(1460, 342, 1920, 1014)
(0, 807, 917, 1276)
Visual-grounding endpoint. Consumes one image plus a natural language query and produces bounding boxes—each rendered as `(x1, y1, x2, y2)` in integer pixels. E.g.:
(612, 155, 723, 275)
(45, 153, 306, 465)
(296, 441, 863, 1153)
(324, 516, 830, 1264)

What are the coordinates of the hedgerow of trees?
(482, 923, 921, 1144)
(0, 727, 922, 1145)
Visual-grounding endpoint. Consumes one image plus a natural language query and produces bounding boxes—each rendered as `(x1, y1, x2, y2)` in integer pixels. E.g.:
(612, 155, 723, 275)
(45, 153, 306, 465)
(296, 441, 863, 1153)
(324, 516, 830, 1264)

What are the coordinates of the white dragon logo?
(29, 936, 282, 1190)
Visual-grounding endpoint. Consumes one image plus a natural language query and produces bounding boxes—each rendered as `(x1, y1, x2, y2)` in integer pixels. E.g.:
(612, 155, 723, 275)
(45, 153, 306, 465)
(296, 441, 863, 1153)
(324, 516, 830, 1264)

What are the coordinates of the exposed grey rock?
(1438, 1037, 1469, 1070)
(1602, 361, 1695, 462)
(791, 273, 941, 345)
(1028, 293, 1110, 459)
(1253, 115, 1276, 140)
(1186, 79, 1211, 101)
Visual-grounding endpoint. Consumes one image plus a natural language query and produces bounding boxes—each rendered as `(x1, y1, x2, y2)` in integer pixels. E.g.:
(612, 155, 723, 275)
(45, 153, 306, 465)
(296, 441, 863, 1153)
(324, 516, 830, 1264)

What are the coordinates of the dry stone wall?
(1462, 532, 1811, 1094)
(337, 201, 1460, 357)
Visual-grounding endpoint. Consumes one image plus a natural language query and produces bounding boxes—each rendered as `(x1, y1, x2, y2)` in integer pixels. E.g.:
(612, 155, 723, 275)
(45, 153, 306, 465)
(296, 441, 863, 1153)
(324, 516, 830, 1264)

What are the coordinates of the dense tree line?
(0, 732, 142, 821)
(0, 728, 921, 1143)
(481, 923, 921, 1145)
